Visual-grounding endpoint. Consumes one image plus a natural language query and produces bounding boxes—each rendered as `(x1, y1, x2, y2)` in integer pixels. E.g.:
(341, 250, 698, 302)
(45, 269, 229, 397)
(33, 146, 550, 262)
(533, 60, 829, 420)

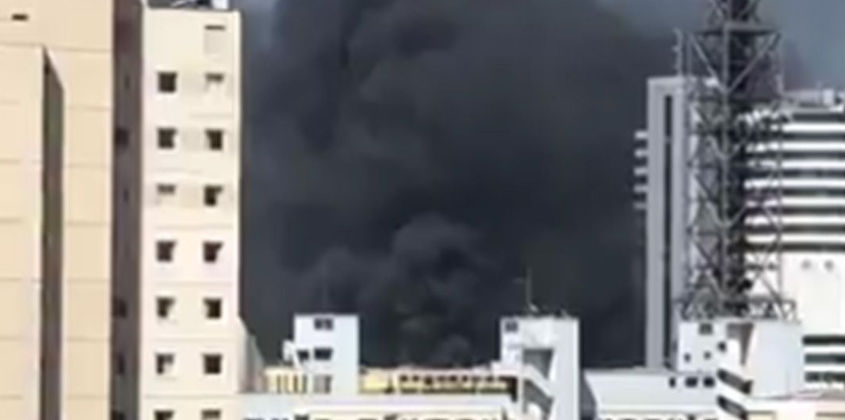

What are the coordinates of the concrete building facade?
(111, 1, 244, 420)
(636, 79, 845, 388)
(635, 76, 692, 369)
(0, 1, 115, 419)
(245, 313, 580, 420)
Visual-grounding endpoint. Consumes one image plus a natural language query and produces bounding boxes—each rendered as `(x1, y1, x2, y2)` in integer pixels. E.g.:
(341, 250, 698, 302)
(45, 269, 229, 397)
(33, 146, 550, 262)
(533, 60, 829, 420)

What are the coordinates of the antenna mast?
(679, 0, 794, 320)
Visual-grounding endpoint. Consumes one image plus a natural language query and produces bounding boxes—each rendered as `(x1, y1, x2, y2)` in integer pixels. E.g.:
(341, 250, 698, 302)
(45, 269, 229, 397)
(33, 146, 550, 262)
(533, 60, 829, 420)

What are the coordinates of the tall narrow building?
(112, 1, 244, 419)
(636, 76, 692, 368)
(0, 1, 115, 419)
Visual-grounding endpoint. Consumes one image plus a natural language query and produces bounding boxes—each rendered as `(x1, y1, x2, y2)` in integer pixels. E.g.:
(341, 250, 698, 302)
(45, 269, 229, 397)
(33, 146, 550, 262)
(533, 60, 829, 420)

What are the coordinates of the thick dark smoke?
(239, 0, 845, 367)
(241, 0, 667, 367)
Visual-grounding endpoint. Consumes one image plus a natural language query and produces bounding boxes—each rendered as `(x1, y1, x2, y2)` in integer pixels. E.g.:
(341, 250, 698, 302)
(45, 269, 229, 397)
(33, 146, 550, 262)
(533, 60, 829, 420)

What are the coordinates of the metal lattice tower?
(678, 0, 795, 320)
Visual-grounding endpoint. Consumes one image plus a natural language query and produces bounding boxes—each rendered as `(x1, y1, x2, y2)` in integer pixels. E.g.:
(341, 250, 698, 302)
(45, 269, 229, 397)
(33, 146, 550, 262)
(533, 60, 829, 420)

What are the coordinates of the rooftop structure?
(246, 313, 580, 420)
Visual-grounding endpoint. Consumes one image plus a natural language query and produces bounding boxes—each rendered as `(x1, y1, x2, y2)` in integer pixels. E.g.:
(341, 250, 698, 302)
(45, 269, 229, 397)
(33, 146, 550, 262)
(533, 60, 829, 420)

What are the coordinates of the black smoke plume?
(241, 0, 669, 367)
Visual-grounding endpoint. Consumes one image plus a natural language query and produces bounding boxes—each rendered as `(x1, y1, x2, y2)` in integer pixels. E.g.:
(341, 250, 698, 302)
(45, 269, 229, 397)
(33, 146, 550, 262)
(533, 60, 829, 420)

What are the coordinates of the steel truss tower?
(678, 0, 795, 320)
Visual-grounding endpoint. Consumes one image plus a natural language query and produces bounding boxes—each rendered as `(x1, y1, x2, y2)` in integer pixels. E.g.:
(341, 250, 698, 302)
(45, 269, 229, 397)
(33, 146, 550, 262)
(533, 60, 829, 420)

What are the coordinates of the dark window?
(157, 128, 176, 150)
(664, 95, 674, 139)
(156, 240, 175, 262)
(155, 354, 175, 375)
(685, 376, 698, 388)
(296, 349, 310, 362)
(204, 298, 222, 320)
(156, 297, 175, 320)
(717, 341, 727, 352)
(115, 128, 129, 150)
(804, 335, 845, 346)
(314, 317, 334, 330)
(704, 351, 712, 360)
(201, 409, 222, 420)
(203, 241, 223, 263)
(806, 354, 845, 364)
(314, 347, 333, 361)
(112, 297, 128, 318)
(668, 377, 676, 388)
(157, 183, 176, 198)
(683, 353, 691, 363)
(154, 410, 174, 420)
(158, 72, 177, 93)
(115, 352, 126, 376)
(204, 185, 223, 207)
(203, 354, 222, 375)
(206, 129, 224, 151)
(11, 13, 28, 21)
(703, 376, 715, 388)
(699, 323, 713, 335)
(504, 320, 519, 332)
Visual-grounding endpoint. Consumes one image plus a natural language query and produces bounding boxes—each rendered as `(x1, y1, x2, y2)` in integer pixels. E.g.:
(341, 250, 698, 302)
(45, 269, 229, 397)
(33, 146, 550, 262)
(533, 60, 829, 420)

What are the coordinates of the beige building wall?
(111, 4, 243, 420)
(0, 1, 115, 420)
(0, 42, 44, 420)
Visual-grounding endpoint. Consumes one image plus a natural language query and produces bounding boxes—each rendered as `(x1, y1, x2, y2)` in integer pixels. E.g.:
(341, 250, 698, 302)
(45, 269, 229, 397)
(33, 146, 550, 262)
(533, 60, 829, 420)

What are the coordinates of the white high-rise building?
(635, 76, 845, 388)
(112, 1, 244, 419)
(747, 89, 845, 389)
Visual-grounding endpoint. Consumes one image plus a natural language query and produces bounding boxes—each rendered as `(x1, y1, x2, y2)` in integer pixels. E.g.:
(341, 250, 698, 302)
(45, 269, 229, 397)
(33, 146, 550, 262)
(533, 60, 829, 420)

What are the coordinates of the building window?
(206, 129, 224, 151)
(314, 347, 333, 361)
(156, 240, 175, 262)
(683, 353, 691, 363)
(203, 354, 223, 375)
(157, 72, 177, 93)
(201, 409, 222, 420)
(115, 352, 126, 376)
(204, 185, 223, 207)
(685, 376, 699, 388)
(314, 374, 333, 394)
(704, 351, 712, 360)
(11, 13, 28, 21)
(204, 298, 222, 320)
(157, 128, 176, 150)
(115, 128, 129, 150)
(668, 377, 676, 388)
(156, 297, 175, 320)
(156, 183, 177, 202)
(825, 260, 835, 271)
(314, 317, 333, 330)
(717, 341, 727, 353)
(111, 410, 126, 420)
(297, 349, 310, 362)
(703, 376, 716, 388)
(112, 297, 128, 319)
(504, 320, 519, 332)
(155, 353, 175, 376)
(664, 95, 674, 139)
(203, 241, 223, 263)
(204, 72, 225, 93)
(698, 323, 713, 335)
(153, 410, 174, 420)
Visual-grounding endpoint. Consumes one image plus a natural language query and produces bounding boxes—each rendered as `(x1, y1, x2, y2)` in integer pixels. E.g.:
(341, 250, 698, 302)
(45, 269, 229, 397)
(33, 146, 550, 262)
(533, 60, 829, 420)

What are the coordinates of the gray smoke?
(240, 0, 669, 367)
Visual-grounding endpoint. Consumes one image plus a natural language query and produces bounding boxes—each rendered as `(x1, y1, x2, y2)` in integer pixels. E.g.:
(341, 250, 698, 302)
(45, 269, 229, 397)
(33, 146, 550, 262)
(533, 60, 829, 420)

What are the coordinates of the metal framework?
(678, 0, 795, 320)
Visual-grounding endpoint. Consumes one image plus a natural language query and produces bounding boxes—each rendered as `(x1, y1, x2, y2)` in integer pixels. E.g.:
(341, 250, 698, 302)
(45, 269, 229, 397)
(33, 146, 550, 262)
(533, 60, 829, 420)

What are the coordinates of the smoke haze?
(239, 0, 845, 367)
